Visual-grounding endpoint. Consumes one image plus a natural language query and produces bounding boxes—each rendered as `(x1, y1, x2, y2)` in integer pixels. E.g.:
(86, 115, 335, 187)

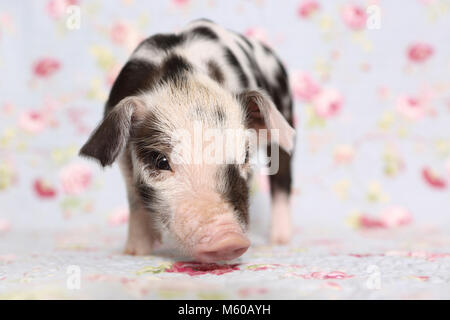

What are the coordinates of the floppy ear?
(239, 90, 295, 154)
(79, 96, 145, 167)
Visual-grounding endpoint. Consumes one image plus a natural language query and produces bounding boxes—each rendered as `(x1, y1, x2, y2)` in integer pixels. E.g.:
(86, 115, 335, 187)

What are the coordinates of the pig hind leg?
(266, 71, 294, 244)
(268, 146, 293, 244)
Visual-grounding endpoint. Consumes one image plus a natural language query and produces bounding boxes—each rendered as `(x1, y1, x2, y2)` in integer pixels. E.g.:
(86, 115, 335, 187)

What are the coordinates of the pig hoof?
(270, 230, 292, 245)
(270, 221, 293, 245)
(124, 242, 155, 256)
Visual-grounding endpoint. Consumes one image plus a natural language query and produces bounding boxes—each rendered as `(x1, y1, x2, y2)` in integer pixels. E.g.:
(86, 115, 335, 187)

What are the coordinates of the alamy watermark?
(66, 265, 81, 290)
(66, 5, 81, 30)
(366, 5, 381, 30)
(365, 265, 381, 290)
(169, 121, 282, 175)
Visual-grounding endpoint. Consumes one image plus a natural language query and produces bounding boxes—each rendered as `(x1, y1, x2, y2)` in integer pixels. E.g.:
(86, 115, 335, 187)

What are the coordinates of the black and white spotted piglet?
(80, 19, 295, 262)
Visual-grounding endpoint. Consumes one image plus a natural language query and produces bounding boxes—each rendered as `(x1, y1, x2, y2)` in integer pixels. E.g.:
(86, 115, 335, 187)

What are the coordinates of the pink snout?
(194, 232, 250, 262)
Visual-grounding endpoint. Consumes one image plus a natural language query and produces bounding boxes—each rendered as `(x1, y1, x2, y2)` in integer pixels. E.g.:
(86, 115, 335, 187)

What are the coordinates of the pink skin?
(194, 230, 250, 262)
(172, 200, 250, 262)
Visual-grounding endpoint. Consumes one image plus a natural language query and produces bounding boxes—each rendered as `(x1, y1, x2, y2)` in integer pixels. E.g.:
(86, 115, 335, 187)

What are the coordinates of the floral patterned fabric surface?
(0, 0, 449, 299)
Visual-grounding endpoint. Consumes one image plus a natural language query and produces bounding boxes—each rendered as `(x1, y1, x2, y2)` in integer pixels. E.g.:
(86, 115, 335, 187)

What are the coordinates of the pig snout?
(194, 230, 250, 262)
(174, 198, 250, 262)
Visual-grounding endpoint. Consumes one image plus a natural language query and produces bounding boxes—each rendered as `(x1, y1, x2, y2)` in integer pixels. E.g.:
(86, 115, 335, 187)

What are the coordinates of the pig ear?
(79, 96, 146, 167)
(239, 90, 296, 154)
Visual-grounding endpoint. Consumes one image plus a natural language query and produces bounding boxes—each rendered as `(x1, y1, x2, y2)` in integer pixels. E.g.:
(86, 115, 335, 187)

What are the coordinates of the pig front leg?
(119, 152, 161, 255)
(124, 204, 161, 255)
(268, 148, 293, 244)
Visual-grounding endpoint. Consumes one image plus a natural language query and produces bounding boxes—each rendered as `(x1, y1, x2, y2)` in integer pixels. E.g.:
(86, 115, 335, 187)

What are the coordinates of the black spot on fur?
(220, 165, 249, 225)
(214, 106, 226, 124)
(275, 59, 289, 95)
(160, 55, 193, 85)
(136, 178, 159, 210)
(236, 33, 254, 50)
(143, 33, 186, 51)
(190, 26, 219, 40)
(236, 42, 270, 93)
(207, 60, 225, 84)
(261, 43, 273, 55)
(106, 59, 159, 114)
(193, 106, 206, 119)
(267, 147, 292, 195)
(224, 47, 249, 88)
(135, 173, 171, 227)
(132, 112, 173, 165)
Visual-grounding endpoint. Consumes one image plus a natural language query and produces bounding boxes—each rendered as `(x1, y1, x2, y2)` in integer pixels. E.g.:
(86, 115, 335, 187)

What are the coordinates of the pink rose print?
(333, 144, 355, 165)
(446, 159, 450, 181)
(341, 5, 367, 30)
(297, 0, 320, 18)
(33, 57, 61, 78)
(46, 0, 78, 19)
(379, 206, 412, 228)
(407, 43, 434, 63)
(106, 65, 121, 87)
(291, 71, 321, 102)
(359, 214, 386, 229)
(300, 271, 354, 280)
(33, 179, 57, 199)
(422, 167, 447, 189)
(59, 163, 92, 195)
(244, 27, 269, 45)
(395, 95, 427, 120)
(312, 88, 343, 118)
(110, 21, 131, 45)
(165, 261, 240, 276)
(0, 219, 11, 233)
(108, 207, 129, 226)
(172, 0, 190, 7)
(354, 206, 413, 230)
(18, 110, 47, 133)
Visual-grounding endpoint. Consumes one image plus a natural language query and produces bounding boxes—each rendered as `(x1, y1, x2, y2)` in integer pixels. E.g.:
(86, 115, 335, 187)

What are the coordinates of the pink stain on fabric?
(165, 261, 240, 276)
(59, 163, 92, 195)
(33, 57, 61, 78)
(238, 287, 268, 297)
(301, 271, 354, 280)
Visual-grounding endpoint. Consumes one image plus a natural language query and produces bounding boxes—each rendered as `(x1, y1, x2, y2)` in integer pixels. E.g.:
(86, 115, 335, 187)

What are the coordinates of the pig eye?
(148, 151, 171, 171)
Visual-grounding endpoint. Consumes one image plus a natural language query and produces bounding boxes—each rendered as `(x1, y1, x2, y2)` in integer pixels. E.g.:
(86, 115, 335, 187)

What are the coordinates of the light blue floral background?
(1, 0, 449, 236)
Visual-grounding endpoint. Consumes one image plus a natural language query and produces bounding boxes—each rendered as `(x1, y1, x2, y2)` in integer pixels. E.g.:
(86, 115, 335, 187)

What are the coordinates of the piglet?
(80, 19, 295, 262)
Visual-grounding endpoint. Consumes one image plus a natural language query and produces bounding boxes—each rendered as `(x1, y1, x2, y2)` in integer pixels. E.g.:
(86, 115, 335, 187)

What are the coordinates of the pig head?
(79, 71, 294, 262)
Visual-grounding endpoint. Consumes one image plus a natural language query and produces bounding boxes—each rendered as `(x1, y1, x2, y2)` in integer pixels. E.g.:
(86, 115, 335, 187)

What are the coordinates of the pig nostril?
(233, 247, 247, 255)
(194, 232, 250, 262)
(197, 244, 249, 262)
